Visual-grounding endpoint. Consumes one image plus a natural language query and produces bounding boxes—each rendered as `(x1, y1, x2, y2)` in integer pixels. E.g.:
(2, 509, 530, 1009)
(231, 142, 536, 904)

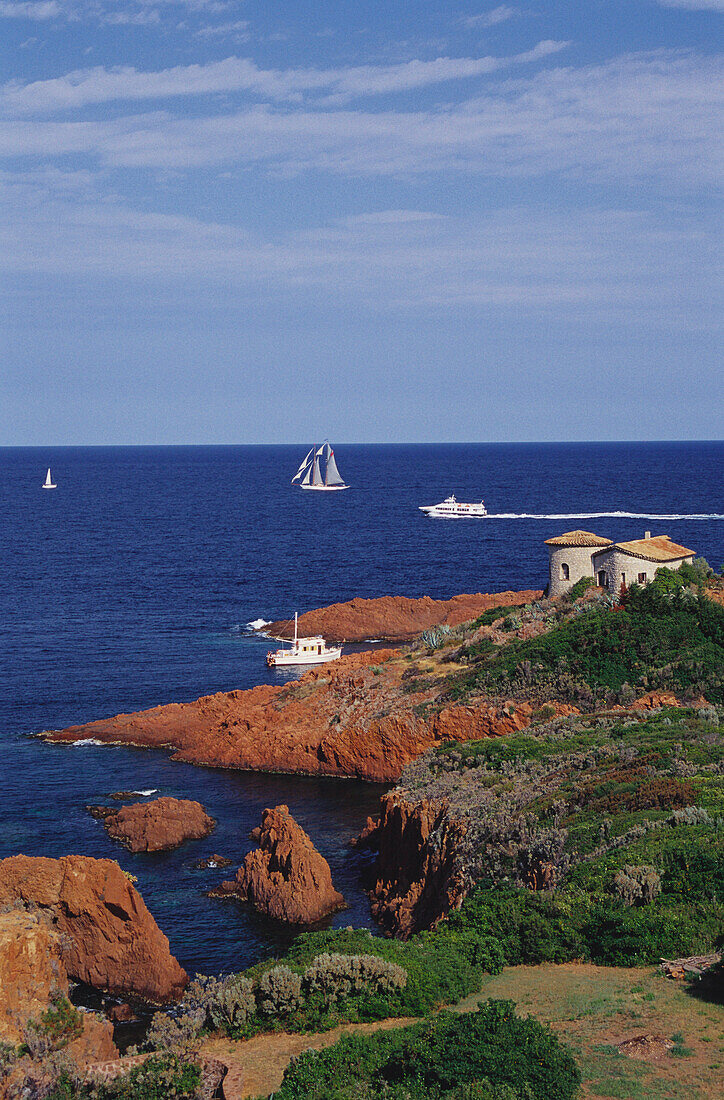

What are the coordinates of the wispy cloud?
(655, 0, 723, 9)
(0, 42, 569, 115)
(194, 18, 249, 39)
(0, 1, 60, 19)
(2, 51, 718, 192)
(463, 6, 518, 28)
(0, 185, 713, 323)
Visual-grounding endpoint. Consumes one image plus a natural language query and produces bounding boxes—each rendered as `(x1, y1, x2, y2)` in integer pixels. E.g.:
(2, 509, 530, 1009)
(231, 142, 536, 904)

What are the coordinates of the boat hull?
(298, 484, 349, 491)
(42, 485, 57, 490)
(267, 648, 342, 667)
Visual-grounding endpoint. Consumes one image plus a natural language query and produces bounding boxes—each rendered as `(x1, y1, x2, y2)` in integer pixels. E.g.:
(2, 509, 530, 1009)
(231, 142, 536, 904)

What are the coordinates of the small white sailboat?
(266, 612, 343, 667)
(292, 441, 349, 491)
(42, 468, 57, 490)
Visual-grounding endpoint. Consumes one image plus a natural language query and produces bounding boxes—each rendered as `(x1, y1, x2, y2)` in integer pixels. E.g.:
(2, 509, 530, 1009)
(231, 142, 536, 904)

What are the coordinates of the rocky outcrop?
(263, 590, 542, 643)
(43, 649, 569, 784)
(0, 909, 117, 1061)
(0, 855, 187, 1004)
(357, 790, 468, 939)
(99, 797, 215, 853)
(212, 805, 345, 924)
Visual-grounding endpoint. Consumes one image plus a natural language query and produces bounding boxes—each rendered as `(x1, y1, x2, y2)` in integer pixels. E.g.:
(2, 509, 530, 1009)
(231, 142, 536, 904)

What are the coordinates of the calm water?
(1, 443, 722, 976)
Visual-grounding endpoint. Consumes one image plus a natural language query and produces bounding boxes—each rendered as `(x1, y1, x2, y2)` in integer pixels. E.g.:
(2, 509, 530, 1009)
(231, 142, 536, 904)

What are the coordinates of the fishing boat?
(42, 468, 57, 490)
(292, 441, 349, 491)
(419, 494, 487, 518)
(266, 613, 343, 667)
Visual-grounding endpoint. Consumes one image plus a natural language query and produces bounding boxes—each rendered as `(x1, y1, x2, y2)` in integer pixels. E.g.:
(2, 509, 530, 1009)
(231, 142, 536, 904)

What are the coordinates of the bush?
(207, 973, 256, 1030)
(257, 965, 303, 1016)
(303, 953, 407, 1002)
(274, 1000, 580, 1100)
(612, 865, 662, 907)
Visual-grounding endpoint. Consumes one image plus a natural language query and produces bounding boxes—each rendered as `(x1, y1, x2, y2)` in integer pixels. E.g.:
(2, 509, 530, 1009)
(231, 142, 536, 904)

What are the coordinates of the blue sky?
(1, 0, 721, 444)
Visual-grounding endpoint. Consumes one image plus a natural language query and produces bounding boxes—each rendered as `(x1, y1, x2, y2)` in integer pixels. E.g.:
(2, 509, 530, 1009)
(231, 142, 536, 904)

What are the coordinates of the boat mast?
(294, 611, 298, 648)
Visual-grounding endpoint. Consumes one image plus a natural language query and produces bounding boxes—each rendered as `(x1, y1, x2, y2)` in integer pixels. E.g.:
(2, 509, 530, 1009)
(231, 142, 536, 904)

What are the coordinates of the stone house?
(546, 530, 696, 597)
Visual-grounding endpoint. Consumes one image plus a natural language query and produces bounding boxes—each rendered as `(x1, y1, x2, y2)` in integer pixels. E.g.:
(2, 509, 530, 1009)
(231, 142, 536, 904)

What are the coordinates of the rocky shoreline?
(261, 589, 541, 642)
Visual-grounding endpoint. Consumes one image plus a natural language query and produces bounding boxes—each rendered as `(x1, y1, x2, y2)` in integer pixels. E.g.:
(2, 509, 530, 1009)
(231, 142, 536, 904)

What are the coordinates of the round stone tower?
(544, 530, 613, 597)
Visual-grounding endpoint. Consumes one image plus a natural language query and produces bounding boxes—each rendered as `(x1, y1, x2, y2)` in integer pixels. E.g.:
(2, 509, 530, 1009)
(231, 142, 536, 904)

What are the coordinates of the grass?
(476, 963, 724, 1100)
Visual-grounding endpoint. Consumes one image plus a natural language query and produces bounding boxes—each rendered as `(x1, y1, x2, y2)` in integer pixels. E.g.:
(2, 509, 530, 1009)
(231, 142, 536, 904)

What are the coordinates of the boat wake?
(482, 511, 724, 521)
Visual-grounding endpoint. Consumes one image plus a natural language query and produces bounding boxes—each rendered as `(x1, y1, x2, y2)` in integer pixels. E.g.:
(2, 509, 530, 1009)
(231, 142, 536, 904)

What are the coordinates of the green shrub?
(567, 576, 595, 601)
(274, 1000, 580, 1100)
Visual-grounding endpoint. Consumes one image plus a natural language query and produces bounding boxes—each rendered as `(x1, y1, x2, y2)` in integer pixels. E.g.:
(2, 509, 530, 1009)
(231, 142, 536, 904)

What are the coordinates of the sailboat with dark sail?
(291, 442, 349, 491)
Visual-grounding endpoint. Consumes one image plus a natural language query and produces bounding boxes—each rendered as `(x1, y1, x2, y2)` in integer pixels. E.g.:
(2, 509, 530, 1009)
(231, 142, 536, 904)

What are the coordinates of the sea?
(1, 442, 722, 980)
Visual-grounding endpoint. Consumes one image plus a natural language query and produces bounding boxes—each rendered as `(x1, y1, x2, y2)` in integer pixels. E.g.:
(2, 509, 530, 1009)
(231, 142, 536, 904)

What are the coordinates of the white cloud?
(655, 0, 724, 9)
(0, 1, 60, 19)
(103, 8, 161, 24)
(0, 42, 569, 116)
(463, 6, 518, 28)
(0, 188, 714, 323)
(194, 18, 249, 39)
(2, 51, 718, 192)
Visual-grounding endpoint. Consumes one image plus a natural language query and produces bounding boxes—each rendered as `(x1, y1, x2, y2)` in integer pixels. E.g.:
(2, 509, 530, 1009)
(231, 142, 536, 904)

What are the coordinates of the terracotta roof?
(544, 530, 612, 548)
(592, 535, 696, 563)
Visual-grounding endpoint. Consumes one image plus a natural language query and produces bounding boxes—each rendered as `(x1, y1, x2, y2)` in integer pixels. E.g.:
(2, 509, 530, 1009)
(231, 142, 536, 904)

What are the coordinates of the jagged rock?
(263, 590, 542, 643)
(193, 853, 233, 870)
(99, 797, 215, 853)
(43, 653, 564, 784)
(0, 855, 188, 1004)
(212, 805, 345, 924)
(0, 908, 117, 1062)
(359, 790, 468, 939)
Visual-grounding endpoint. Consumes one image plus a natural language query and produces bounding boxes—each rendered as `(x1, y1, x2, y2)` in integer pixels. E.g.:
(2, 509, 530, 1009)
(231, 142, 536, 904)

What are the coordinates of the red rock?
(44, 645, 572, 784)
(107, 1003, 135, 1022)
(0, 908, 117, 1062)
(214, 805, 345, 924)
(100, 797, 215, 853)
(0, 855, 188, 1004)
(361, 790, 468, 939)
(263, 590, 542, 643)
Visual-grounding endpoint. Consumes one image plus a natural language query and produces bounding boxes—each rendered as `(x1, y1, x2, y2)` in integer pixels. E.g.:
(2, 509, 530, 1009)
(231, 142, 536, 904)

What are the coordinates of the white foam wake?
(71, 738, 105, 746)
(129, 789, 158, 796)
(248, 618, 271, 630)
(483, 511, 724, 521)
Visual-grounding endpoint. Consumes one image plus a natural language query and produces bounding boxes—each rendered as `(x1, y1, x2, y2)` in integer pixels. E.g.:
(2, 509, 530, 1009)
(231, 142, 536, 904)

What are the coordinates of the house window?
(598, 570, 608, 588)
(638, 572, 647, 584)
(561, 563, 569, 580)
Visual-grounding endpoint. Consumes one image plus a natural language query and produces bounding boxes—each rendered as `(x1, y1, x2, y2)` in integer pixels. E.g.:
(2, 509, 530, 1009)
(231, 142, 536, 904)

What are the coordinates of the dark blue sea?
(1, 443, 722, 978)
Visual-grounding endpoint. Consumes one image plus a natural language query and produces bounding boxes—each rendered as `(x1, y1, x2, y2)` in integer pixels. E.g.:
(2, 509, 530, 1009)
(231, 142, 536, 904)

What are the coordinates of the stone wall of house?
(547, 545, 597, 597)
(591, 549, 694, 593)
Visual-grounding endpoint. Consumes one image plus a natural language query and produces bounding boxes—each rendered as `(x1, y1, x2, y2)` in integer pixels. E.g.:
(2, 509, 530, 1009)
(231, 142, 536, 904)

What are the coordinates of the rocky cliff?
(0, 855, 188, 1004)
(43, 650, 559, 783)
(356, 790, 468, 939)
(99, 797, 215, 853)
(212, 804, 345, 924)
(0, 909, 117, 1061)
(263, 590, 542, 642)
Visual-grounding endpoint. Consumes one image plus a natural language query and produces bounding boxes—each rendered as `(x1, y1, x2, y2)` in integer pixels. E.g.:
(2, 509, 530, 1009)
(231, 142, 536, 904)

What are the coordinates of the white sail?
(324, 448, 345, 487)
(292, 447, 314, 483)
(301, 463, 312, 486)
(311, 454, 323, 485)
(42, 468, 56, 489)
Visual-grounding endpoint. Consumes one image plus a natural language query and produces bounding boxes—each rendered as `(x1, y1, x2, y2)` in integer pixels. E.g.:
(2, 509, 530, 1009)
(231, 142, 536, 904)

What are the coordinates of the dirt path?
(203, 963, 724, 1100)
(203, 1016, 418, 1099)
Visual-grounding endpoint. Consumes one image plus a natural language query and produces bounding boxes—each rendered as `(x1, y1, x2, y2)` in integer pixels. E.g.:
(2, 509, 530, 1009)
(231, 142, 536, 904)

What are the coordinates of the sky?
(0, 0, 722, 445)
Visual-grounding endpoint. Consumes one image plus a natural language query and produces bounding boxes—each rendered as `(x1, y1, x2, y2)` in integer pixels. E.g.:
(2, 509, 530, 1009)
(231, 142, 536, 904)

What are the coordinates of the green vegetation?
(273, 1000, 580, 1100)
(447, 569, 724, 707)
(406, 706, 724, 967)
(46, 1056, 202, 1099)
